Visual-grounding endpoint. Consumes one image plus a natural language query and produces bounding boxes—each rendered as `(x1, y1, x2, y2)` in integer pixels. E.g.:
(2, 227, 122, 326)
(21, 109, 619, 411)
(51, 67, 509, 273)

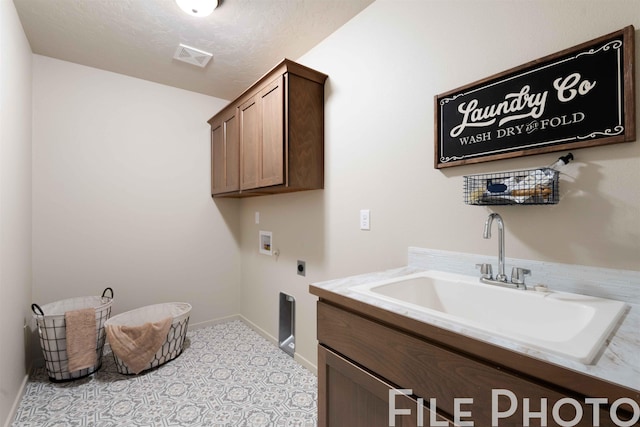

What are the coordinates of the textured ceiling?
(13, 0, 374, 100)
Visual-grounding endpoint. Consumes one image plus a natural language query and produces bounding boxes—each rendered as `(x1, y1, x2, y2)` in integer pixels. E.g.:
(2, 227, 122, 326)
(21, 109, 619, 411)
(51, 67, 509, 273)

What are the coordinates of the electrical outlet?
(360, 209, 370, 230)
(297, 260, 306, 276)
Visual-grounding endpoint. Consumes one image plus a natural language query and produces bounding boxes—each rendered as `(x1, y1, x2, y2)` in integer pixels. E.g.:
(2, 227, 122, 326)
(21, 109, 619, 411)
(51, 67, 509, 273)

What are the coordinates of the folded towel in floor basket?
(105, 317, 172, 374)
(65, 308, 97, 372)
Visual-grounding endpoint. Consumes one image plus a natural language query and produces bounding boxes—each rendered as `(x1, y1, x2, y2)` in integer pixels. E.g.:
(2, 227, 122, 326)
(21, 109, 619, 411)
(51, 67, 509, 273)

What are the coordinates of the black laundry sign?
(434, 26, 635, 168)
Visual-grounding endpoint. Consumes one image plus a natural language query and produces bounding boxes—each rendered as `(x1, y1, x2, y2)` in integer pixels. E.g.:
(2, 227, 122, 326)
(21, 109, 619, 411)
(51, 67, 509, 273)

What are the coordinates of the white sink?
(351, 270, 627, 364)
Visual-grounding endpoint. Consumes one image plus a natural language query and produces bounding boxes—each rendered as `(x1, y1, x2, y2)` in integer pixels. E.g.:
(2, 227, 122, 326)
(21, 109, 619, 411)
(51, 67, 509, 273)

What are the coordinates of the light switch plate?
(360, 209, 370, 230)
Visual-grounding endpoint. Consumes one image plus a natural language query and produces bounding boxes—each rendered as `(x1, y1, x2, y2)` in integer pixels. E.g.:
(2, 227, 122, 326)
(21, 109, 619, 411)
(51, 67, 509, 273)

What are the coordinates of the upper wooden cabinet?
(208, 59, 327, 197)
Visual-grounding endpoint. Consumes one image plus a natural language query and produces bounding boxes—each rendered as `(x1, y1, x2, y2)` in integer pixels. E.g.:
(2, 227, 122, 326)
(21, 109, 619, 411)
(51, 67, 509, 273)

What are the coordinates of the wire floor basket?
(105, 302, 191, 375)
(32, 288, 114, 382)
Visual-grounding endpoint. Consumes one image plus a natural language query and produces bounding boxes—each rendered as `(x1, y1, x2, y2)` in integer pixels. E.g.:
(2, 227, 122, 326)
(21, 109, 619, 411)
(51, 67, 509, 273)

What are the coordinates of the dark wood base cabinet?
(315, 300, 639, 427)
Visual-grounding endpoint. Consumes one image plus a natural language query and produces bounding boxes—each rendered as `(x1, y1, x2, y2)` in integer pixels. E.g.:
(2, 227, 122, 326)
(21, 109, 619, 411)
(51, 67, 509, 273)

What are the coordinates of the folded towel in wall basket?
(105, 317, 172, 374)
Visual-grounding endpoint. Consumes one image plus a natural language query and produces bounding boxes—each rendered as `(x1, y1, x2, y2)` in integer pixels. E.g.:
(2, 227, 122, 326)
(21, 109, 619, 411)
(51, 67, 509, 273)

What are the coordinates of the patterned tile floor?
(12, 320, 318, 426)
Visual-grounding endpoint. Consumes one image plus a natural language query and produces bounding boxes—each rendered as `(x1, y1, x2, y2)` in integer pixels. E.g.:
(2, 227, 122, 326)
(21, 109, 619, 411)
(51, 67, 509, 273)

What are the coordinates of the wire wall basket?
(464, 168, 559, 206)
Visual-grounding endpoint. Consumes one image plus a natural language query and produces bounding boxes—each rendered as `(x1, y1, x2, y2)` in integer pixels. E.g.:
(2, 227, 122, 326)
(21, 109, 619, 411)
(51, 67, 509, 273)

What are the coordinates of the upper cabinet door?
(210, 108, 239, 195)
(239, 75, 285, 191)
(239, 96, 260, 191)
(211, 118, 225, 193)
(258, 75, 285, 188)
(223, 110, 240, 192)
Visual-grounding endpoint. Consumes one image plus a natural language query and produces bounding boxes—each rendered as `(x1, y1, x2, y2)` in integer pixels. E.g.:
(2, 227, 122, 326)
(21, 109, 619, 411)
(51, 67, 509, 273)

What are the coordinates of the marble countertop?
(311, 264, 640, 392)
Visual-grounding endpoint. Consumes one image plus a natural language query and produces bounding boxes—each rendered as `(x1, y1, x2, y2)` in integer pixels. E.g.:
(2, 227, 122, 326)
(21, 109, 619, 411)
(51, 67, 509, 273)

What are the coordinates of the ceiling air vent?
(174, 44, 213, 68)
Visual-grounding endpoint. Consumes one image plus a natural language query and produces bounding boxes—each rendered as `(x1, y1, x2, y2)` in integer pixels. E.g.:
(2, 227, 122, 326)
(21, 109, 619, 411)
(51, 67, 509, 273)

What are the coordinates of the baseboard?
(3, 374, 29, 427)
(188, 314, 242, 331)
(238, 315, 317, 375)
(294, 352, 317, 376)
(237, 315, 277, 345)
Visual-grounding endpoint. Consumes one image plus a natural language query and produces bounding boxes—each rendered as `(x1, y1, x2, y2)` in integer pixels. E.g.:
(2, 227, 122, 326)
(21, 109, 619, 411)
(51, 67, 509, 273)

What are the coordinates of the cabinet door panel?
(210, 109, 240, 195)
(319, 345, 453, 427)
(224, 113, 239, 191)
(240, 97, 260, 190)
(210, 120, 225, 194)
(259, 76, 284, 187)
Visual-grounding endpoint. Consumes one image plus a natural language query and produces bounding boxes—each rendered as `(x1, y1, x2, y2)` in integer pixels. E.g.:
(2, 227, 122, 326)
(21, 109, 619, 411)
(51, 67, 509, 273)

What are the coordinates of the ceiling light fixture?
(175, 0, 218, 17)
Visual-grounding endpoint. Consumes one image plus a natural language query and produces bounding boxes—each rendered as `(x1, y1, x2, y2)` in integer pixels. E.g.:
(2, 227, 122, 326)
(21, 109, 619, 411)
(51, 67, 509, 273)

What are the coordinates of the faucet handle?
(511, 267, 531, 285)
(476, 263, 493, 279)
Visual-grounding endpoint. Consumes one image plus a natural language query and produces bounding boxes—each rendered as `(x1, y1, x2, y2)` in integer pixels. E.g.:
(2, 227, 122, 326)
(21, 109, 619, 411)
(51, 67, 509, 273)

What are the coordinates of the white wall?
(0, 1, 32, 425)
(239, 0, 640, 369)
(32, 56, 241, 329)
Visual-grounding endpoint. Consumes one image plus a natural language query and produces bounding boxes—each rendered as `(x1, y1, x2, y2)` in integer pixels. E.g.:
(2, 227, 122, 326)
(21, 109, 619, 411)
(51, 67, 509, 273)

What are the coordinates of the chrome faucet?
(477, 213, 530, 290)
(484, 213, 507, 282)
